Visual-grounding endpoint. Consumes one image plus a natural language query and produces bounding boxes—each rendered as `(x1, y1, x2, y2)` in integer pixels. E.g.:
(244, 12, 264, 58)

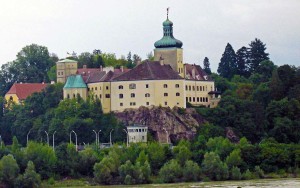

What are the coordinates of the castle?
(57, 15, 220, 113)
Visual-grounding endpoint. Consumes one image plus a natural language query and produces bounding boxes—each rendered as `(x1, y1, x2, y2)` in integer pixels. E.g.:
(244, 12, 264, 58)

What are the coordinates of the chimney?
(121, 66, 124, 72)
(159, 56, 164, 66)
(83, 65, 87, 69)
(192, 66, 196, 79)
(100, 65, 103, 71)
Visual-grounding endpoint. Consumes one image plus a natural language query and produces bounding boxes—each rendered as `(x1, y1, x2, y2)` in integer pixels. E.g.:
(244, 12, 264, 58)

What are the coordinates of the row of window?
(185, 85, 212, 91)
(118, 92, 180, 99)
(66, 93, 81, 98)
(128, 129, 147, 132)
(119, 83, 180, 90)
(57, 71, 64, 76)
(89, 86, 109, 91)
(186, 97, 209, 103)
(120, 101, 180, 107)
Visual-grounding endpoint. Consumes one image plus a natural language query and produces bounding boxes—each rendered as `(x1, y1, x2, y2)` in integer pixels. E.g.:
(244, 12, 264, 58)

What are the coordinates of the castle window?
(197, 86, 199, 91)
(200, 97, 203, 102)
(146, 102, 149, 106)
(67, 94, 70, 99)
(131, 93, 135, 98)
(165, 102, 167, 105)
(58, 72, 60, 75)
(185, 85, 188, 90)
(105, 94, 110, 98)
(61, 72, 63, 75)
(193, 97, 195, 102)
(146, 84, 149, 88)
(175, 84, 180, 88)
(119, 94, 123, 99)
(163, 84, 168, 88)
(197, 97, 199, 102)
(186, 97, 188, 102)
(176, 92, 180, 96)
(73, 94, 76, 98)
(100, 94, 102, 98)
(164, 93, 168, 97)
(120, 103, 123, 106)
(145, 93, 150, 97)
(193, 86, 195, 91)
(119, 85, 123, 89)
(200, 86, 202, 91)
(95, 87, 97, 90)
(129, 83, 136, 89)
(189, 97, 191, 102)
(130, 102, 136, 106)
(106, 86, 109, 90)
(189, 86, 191, 91)
(206, 97, 208, 102)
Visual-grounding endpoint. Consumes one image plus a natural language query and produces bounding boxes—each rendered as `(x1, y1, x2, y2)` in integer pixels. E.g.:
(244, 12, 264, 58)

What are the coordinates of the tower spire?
(167, 7, 169, 19)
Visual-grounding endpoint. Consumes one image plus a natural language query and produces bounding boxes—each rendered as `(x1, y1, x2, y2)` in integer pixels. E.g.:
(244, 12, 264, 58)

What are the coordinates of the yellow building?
(61, 15, 220, 113)
(5, 83, 48, 106)
(56, 59, 78, 83)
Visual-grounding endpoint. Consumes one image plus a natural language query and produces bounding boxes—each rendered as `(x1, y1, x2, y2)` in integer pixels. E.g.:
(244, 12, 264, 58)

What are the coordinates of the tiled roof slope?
(64, 75, 87, 88)
(77, 68, 130, 83)
(185, 64, 212, 81)
(6, 83, 48, 100)
(112, 61, 183, 81)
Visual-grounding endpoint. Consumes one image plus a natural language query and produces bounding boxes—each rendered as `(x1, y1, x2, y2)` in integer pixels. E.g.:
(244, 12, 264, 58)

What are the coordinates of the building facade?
(60, 15, 220, 113)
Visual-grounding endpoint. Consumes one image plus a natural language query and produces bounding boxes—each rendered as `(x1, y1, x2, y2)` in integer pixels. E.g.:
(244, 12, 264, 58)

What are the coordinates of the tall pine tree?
(203, 57, 212, 74)
(236, 46, 250, 77)
(217, 43, 237, 79)
(248, 38, 269, 73)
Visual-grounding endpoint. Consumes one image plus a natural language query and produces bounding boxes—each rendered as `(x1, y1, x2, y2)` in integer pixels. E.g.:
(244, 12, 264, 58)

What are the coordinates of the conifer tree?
(248, 38, 269, 73)
(203, 57, 212, 74)
(236, 46, 250, 77)
(217, 43, 237, 79)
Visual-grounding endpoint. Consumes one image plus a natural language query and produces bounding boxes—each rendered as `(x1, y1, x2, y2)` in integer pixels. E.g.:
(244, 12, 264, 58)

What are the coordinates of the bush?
(22, 161, 41, 188)
(0, 154, 20, 187)
(254, 166, 264, 178)
(231, 166, 242, 180)
(242, 169, 254, 180)
(159, 159, 182, 183)
(202, 152, 229, 181)
(182, 160, 200, 182)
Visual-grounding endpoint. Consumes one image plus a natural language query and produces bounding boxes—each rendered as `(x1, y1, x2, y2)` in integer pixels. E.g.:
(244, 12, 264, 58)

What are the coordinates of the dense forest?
(0, 39, 299, 187)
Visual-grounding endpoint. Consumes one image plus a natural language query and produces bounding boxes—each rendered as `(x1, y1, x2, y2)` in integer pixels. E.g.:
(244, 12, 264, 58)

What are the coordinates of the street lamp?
(44, 131, 49, 146)
(27, 128, 33, 146)
(70, 130, 78, 151)
(97, 130, 102, 146)
(93, 130, 97, 145)
(163, 128, 169, 144)
(123, 129, 129, 147)
(110, 129, 114, 147)
(52, 131, 56, 151)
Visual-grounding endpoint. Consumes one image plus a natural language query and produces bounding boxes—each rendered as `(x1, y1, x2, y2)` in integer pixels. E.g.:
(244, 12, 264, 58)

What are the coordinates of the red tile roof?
(6, 83, 48, 100)
(184, 64, 212, 81)
(112, 61, 183, 81)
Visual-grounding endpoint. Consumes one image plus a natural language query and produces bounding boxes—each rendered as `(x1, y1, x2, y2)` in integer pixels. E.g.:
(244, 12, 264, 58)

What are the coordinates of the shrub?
(22, 161, 41, 188)
(231, 166, 242, 180)
(254, 166, 264, 178)
(242, 169, 254, 180)
(159, 159, 182, 183)
(0, 154, 20, 187)
(182, 160, 200, 182)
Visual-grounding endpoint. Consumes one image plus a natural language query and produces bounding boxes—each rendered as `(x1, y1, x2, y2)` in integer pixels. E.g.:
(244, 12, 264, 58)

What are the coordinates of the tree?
(256, 60, 276, 82)
(159, 159, 182, 183)
(225, 149, 243, 169)
(182, 160, 200, 182)
(203, 57, 211, 74)
(202, 152, 229, 180)
(146, 51, 154, 61)
(236, 46, 250, 77)
(230, 166, 242, 180)
(22, 161, 41, 188)
(0, 154, 20, 187)
(248, 38, 269, 73)
(217, 43, 237, 79)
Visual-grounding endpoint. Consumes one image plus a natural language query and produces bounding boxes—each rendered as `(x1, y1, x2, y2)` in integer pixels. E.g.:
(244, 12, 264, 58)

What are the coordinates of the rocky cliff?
(114, 106, 206, 143)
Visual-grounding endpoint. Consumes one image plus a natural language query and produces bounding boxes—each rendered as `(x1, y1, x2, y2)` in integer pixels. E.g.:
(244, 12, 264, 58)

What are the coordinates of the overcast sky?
(0, 0, 299, 72)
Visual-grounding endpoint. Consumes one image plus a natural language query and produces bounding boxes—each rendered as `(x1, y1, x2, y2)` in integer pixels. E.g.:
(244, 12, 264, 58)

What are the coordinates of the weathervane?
(167, 7, 170, 19)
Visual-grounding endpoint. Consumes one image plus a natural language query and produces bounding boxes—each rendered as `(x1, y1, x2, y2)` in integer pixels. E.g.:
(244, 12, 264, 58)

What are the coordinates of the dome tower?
(154, 8, 184, 77)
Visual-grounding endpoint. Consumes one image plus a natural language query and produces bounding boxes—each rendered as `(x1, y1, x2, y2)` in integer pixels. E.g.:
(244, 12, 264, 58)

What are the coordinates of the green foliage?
(203, 57, 211, 74)
(118, 160, 151, 184)
(254, 165, 264, 178)
(146, 142, 167, 174)
(225, 149, 243, 169)
(202, 152, 229, 181)
(0, 154, 20, 187)
(230, 166, 242, 180)
(248, 38, 269, 73)
(24, 142, 56, 179)
(242, 169, 254, 180)
(182, 160, 200, 182)
(206, 137, 234, 160)
(159, 159, 182, 183)
(218, 43, 237, 79)
(173, 140, 192, 166)
(22, 161, 41, 188)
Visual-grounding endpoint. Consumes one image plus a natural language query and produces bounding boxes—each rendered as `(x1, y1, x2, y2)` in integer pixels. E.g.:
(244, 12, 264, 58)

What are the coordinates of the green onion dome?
(154, 18, 183, 48)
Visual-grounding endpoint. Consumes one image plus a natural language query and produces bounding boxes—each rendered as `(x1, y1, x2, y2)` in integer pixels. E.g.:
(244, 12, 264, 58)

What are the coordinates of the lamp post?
(52, 131, 56, 151)
(70, 130, 78, 151)
(93, 130, 97, 145)
(123, 129, 129, 147)
(97, 130, 102, 146)
(163, 128, 169, 144)
(110, 129, 114, 147)
(44, 131, 49, 146)
(27, 128, 33, 146)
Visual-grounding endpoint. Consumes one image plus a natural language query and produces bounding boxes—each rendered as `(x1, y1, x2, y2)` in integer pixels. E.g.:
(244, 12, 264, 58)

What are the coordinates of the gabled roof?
(184, 64, 212, 81)
(6, 83, 48, 100)
(112, 61, 183, 81)
(64, 75, 87, 88)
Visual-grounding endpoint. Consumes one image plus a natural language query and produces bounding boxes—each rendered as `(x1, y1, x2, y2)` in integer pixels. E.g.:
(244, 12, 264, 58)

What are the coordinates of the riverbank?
(42, 178, 300, 187)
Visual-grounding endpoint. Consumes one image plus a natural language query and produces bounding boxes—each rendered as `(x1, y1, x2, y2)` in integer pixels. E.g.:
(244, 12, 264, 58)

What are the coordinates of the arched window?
(145, 93, 150, 97)
(119, 85, 123, 89)
(119, 94, 123, 99)
(131, 93, 135, 98)
(163, 84, 168, 88)
(175, 84, 180, 88)
(176, 92, 180, 96)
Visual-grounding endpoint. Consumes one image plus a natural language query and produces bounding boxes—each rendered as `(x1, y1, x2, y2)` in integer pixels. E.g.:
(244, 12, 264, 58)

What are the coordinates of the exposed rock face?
(115, 106, 206, 143)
